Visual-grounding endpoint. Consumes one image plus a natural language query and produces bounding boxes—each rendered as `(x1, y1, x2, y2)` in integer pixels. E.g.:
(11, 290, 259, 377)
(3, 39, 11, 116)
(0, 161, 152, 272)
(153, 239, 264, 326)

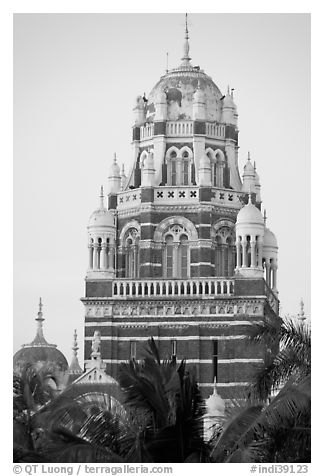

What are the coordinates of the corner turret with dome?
(13, 298, 69, 391)
(81, 14, 280, 402)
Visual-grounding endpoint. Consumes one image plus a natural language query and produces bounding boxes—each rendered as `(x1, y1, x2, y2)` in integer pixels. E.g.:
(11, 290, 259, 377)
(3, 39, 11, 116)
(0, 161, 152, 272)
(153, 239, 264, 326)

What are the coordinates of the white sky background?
(13, 13, 310, 364)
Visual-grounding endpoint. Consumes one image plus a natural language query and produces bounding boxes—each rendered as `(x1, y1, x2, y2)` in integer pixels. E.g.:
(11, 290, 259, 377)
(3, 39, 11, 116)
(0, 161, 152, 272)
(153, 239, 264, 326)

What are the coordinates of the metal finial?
(166, 52, 169, 73)
(35, 297, 45, 338)
(227, 85, 230, 95)
(298, 299, 306, 321)
(231, 88, 235, 98)
(72, 329, 79, 354)
(248, 151, 251, 161)
(181, 13, 191, 64)
(99, 185, 104, 209)
(263, 209, 267, 225)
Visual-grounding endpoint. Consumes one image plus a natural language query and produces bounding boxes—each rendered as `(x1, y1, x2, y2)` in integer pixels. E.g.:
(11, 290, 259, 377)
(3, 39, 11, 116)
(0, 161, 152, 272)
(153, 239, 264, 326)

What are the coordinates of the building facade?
(81, 22, 279, 400)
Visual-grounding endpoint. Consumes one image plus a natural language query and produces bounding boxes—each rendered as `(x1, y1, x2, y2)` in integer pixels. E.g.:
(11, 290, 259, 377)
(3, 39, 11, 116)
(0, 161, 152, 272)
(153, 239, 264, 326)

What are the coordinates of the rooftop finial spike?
(227, 85, 230, 95)
(166, 51, 169, 73)
(263, 209, 267, 225)
(248, 151, 251, 161)
(99, 185, 104, 209)
(298, 298, 306, 321)
(35, 297, 45, 338)
(113, 152, 117, 164)
(181, 13, 191, 65)
(72, 329, 79, 355)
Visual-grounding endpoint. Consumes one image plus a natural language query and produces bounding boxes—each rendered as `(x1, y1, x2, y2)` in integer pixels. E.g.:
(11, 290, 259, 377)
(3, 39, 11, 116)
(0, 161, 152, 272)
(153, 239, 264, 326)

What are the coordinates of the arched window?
(179, 234, 189, 278)
(168, 150, 177, 185)
(124, 228, 140, 278)
(213, 225, 236, 276)
(210, 150, 225, 187)
(163, 225, 190, 278)
(182, 151, 190, 186)
(166, 147, 193, 186)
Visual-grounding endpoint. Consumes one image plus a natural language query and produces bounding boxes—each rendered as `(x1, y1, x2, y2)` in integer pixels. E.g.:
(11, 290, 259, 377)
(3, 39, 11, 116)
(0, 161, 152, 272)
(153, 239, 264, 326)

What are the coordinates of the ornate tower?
(81, 19, 280, 401)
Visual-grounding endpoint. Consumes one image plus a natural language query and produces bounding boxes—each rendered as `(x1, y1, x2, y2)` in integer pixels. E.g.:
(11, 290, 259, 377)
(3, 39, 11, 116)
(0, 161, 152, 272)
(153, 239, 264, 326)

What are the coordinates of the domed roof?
(89, 208, 114, 228)
(236, 195, 264, 226)
(13, 298, 68, 373)
(88, 187, 115, 228)
(146, 65, 222, 122)
(264, 227, 278, 248)
(206, 379, 225, 417)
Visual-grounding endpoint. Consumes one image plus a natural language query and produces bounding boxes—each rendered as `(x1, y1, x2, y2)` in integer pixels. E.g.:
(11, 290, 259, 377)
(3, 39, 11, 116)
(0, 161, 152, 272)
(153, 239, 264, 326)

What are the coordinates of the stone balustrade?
(140, 123, 154, 140)
(166, 121, 193, 136)
(206, 122, 226, 138)
(113, 278, 234, 298)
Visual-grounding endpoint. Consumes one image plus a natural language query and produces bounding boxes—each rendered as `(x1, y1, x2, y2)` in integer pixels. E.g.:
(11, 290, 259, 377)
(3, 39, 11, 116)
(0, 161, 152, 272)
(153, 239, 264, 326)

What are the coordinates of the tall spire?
(181, 13, 191, 65)
(69, 329, 83, 375)
(35, 297, 45, 340)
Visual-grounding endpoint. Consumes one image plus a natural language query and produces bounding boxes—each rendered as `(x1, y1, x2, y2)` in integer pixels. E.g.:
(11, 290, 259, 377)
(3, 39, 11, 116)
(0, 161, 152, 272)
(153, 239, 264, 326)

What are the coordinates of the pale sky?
(13, 13, 310, 365)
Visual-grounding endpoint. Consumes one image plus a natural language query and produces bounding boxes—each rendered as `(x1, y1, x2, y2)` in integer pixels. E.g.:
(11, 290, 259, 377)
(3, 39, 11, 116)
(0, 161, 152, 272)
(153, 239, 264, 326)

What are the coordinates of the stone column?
(251, 238, 256, 267)
(272, 264, 278, 291)
(241, 239, 247, 267)
(93, 243, 99, 269)
(265, 259, 271, 285)
(236, 240, 241, 268)
(108, 245, 115, 270)
(102, 243, 108, 269)
(88, 244, 93, 269)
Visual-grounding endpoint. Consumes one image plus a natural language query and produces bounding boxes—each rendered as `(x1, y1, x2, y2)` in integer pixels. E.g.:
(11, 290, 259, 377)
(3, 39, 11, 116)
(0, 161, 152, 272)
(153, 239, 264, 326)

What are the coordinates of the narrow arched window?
(182, 151, 189, 186)
(165, 235, 174, 278)
(179, 234, 189, 278)
(124, 228, 140, 278)
(163, 225, 191, 278)
(167, 150, 177, 186)
(214, 226, 235, 276)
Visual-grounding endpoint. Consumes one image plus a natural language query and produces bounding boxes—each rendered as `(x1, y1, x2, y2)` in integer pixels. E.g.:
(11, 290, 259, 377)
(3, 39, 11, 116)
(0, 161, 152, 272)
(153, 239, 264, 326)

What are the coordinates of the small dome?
(134, 95, 145, 109)
(206, 382, 225, 417)
(236, 197, 264, 226)
(109, 154, 121, 178)
(88, 187, 115, 228)
(88, 208, 115, 228)
(264, 227, 278, 248)
(13, 298, 68, 373)
(223, 93, 235, 109)
(14, 346, 68, 373)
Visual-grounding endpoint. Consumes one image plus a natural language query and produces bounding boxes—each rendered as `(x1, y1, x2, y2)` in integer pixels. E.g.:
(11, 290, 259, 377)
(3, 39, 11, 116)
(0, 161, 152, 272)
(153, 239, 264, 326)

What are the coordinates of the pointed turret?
(108, 153, 121, 194)
(242, 152, 256, 193)
(193, 79, 206, 120)
(13, 298, 68, 376)
(68, 330, 83, 378)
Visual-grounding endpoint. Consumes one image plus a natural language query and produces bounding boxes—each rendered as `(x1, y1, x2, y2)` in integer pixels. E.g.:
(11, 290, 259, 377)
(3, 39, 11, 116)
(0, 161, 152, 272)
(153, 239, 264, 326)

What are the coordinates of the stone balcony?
(112, 277, 234, 299)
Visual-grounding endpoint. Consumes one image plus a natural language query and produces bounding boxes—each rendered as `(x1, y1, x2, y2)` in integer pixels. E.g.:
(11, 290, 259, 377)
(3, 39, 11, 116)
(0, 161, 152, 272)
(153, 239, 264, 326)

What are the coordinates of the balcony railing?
(113, 278, 234, 298)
